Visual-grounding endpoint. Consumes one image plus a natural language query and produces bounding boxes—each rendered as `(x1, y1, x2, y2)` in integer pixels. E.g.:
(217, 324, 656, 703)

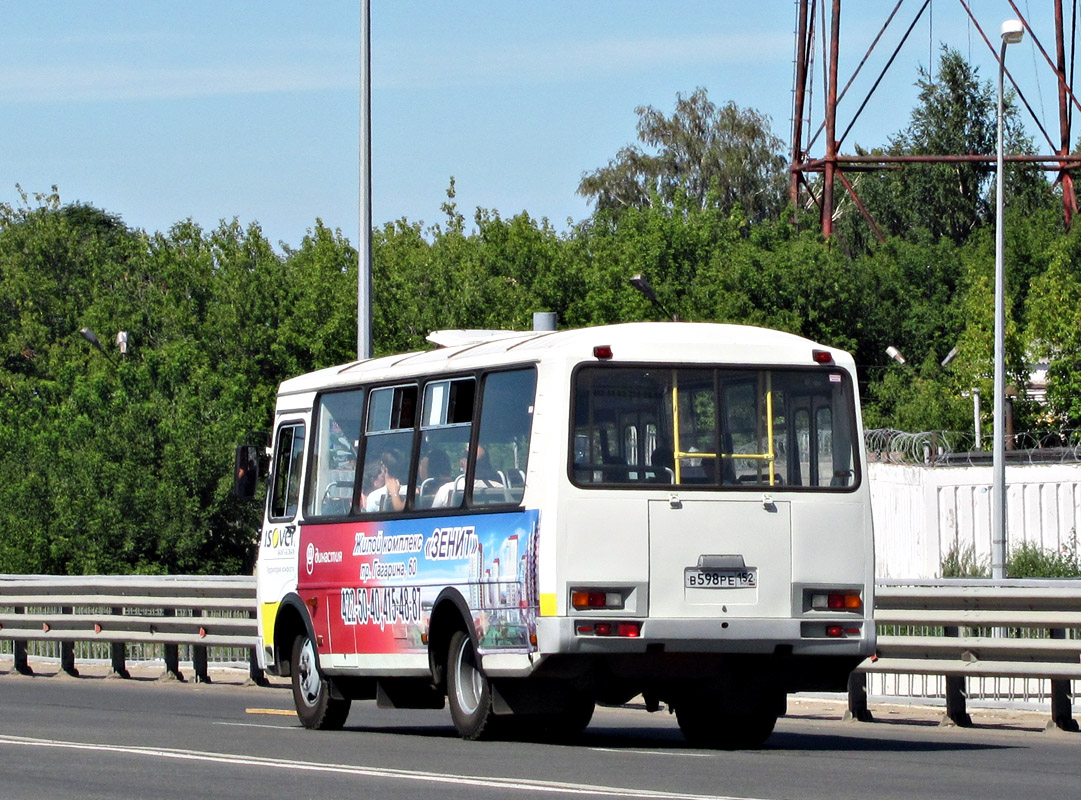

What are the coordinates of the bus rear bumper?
(537, 616, 874, 658)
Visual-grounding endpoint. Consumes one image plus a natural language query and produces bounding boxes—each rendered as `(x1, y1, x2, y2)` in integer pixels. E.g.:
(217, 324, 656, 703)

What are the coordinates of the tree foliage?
(836, 48, 1051, 249)
(578, 88, 787, 222)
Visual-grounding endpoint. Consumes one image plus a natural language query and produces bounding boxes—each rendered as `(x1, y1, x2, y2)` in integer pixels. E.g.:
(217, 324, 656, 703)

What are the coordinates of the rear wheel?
(291, 633, 351, 730)
(676, 703, 777, 749)
(446, 630, 498, 740)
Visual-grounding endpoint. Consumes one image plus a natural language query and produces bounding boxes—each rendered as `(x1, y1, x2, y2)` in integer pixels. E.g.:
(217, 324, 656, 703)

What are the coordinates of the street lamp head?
(79, 327, 104, 354)
(628, 273, 658, 304)
(1001, 19, 1024, 45)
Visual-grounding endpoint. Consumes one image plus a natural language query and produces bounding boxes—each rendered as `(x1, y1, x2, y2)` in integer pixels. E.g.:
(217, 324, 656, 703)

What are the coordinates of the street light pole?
(357, 0, 373, 361)
(992, 19, 1024, 581)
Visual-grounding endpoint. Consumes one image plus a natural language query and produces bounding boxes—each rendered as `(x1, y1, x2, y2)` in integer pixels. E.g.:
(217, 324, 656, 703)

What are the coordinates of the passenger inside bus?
(432, 444, 503, 507)
(416, 447, 453, 508)
(364, 449, 407, 512)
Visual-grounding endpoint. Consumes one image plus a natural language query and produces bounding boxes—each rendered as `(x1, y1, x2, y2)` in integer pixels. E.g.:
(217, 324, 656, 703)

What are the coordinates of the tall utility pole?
(357, 0, 373, 360)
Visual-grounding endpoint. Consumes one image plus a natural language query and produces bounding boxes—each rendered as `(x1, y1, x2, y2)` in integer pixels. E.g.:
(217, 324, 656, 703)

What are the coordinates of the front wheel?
(446, 630, 498, 740)
(291, 633, 351, 730)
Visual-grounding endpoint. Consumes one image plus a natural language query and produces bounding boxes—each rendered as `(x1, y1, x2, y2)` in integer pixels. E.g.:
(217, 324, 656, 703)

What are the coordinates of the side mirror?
(234, 444, 262, 499)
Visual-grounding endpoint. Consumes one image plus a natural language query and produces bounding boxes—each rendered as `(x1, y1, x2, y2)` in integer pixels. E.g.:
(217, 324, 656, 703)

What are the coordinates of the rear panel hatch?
(648, 497, 791, 618)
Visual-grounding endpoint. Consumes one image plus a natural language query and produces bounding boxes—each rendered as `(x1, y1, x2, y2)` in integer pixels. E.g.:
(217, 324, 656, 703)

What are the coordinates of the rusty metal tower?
(790, 0, 1081, 239)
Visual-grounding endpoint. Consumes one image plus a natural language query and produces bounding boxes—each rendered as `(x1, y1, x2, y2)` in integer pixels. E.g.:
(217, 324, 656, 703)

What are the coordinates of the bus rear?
(532, 326, 874, 747)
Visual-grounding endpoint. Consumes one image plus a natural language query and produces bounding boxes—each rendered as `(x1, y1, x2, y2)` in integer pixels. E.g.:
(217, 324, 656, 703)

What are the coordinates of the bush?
(1008, 536, 1081, 578)
(940, 541, 989, 578)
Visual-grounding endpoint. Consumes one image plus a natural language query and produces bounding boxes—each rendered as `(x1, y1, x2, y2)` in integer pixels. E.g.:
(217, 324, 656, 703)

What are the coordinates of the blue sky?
(0, 1, 1064, 249)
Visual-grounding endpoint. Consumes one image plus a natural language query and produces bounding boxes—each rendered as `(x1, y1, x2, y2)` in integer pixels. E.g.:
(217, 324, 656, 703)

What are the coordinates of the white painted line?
(589, 747, 714, 758)
(0, 733, 770, 799)
(214, 722, 301, 731)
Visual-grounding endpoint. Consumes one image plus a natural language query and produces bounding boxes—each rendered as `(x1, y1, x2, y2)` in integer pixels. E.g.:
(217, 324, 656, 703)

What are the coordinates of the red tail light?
(574, 621, 642, 638)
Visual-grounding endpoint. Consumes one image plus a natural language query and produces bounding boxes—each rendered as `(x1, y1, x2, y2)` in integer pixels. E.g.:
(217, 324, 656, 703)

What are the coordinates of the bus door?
(258, 420, 305, 657)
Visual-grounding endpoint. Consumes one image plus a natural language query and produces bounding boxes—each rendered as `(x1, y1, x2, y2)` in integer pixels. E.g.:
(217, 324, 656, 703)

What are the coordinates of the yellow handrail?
(670, 371, 775, 485)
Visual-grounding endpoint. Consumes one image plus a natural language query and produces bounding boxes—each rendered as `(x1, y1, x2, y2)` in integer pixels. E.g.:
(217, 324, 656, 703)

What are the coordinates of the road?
(0, 669, 1077, 800)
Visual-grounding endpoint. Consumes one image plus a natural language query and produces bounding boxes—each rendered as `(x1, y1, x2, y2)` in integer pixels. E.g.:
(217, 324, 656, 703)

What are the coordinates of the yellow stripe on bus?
(540, 593, 557, 616)
(260, 601, 280, 645)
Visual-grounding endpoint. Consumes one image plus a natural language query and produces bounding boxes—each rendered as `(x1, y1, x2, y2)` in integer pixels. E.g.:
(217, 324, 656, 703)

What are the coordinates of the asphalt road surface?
(0, 665, 1077, 800)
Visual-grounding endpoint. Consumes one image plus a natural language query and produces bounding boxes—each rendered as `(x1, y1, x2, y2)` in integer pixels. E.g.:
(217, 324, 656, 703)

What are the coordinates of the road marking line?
(0, 733, 770, 799)
(589, 747, 714, 758)
(215, 722, 300, 730)
(245, 707, 297, 716)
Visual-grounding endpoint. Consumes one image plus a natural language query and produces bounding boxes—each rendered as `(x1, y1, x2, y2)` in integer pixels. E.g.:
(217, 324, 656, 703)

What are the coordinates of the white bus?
(239, 322, 875, 748)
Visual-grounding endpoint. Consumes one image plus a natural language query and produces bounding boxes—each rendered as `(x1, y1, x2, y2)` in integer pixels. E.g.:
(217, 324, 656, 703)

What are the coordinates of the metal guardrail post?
(1048, 628, 1079, 732)
(844, 671, 874, 722)
(59, 606, 79, 677)
(110, 608, 129, 678)
(193, 609, 210, 684)
(13, 606, 32, 675)
(942, 626, 972, 727)
(161, 608, 182, 682)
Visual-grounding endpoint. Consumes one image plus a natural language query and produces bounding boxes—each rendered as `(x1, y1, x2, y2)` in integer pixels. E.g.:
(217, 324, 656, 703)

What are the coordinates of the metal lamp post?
(357, 0, 373, 361)
(992, 19, 1024, 581)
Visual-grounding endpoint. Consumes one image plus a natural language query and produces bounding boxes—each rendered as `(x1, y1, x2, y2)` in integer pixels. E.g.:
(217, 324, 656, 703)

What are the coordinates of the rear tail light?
(811, 591, 862, 611)
(575, 621, 641, 638)
(812, 349, 834, 364)
(571, 589, 624, 610)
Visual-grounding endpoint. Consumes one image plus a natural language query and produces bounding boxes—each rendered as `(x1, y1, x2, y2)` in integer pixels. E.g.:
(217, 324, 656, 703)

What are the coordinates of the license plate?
(685, 568, 757, 589)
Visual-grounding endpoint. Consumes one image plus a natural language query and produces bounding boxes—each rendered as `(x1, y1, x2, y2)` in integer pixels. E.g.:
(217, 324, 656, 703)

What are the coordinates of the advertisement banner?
(298, 510, 539, 657)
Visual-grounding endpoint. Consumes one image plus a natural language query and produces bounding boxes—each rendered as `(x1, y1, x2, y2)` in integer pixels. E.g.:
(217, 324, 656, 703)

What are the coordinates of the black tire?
(676, 703, 777, 749)
(291, 633, 351, 730)
(446, 629, 498, 740)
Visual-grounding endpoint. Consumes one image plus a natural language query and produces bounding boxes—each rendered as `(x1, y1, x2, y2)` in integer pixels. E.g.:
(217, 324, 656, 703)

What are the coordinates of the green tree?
(837, 48, 1050, 249)
(1025, 227, 1081, 426)
(578, 89, 787, 222)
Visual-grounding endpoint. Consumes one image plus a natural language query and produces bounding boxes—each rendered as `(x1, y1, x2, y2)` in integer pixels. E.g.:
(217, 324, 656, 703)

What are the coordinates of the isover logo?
(262, 526, 297, 558)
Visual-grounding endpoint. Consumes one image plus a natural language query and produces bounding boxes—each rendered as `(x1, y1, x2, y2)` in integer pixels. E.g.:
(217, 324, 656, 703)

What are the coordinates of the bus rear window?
(571, 366, 858, 490)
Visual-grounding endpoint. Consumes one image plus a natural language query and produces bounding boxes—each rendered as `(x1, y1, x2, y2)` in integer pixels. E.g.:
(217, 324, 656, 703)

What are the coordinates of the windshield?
(571, 365, 858, 490)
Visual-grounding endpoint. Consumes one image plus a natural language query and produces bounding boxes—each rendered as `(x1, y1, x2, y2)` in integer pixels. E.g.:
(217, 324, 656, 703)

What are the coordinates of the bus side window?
(471, 369, 536, 506)
(269, 423, 305, 520)
(357, 384, 417, 515)
(420, 378, 475, 510)
(304, 389, 363, 518)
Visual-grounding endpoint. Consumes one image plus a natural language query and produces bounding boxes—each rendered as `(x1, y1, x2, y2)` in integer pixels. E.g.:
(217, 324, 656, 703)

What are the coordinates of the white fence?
(869, 461, 1081, 580)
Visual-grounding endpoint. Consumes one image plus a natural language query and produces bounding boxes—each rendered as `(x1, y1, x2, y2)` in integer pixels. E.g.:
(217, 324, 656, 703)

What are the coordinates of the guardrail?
(0, 575, 263, 684)
(3, 575, 1078, 732)
(850, 579, 1081, 732)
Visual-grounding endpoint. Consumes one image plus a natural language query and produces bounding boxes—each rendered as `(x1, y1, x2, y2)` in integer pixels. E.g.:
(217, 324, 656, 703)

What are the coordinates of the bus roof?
(277, 322, 855, 396)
